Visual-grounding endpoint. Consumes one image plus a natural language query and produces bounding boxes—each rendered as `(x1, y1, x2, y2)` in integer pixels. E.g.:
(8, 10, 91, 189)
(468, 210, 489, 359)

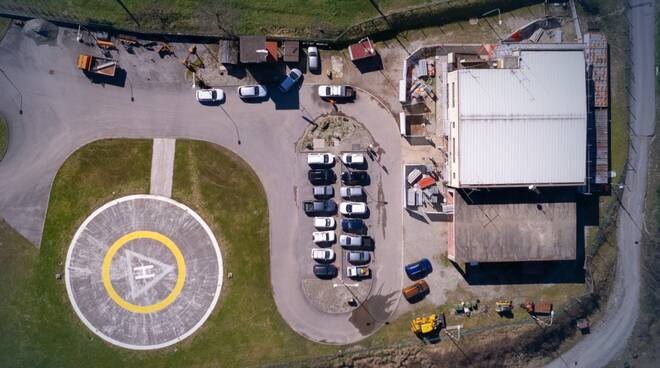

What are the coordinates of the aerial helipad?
(65, 195, 222, 350)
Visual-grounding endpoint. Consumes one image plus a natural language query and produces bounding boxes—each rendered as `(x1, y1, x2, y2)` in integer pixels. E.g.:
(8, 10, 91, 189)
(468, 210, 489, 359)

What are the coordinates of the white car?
(313, 231, 336, 244)
(196, 88, 224, 102)
(340, 202, 367, 216)
(341, 153, 365, 166)
(340, 186, 363, 199)
(237, 85, 267, 99)
(314, 217, 335, 229)
(307, 153, 335, 166)
(340, 234, 362, 247)
(346, 266, 370, 278)
(308, 46, 319, 71)
(311, 248, 335, 262)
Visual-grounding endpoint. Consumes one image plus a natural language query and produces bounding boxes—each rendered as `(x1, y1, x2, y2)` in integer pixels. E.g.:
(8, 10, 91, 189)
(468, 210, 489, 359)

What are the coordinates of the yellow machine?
(410, 313, 441, 335)
(495, 300, 513, 312)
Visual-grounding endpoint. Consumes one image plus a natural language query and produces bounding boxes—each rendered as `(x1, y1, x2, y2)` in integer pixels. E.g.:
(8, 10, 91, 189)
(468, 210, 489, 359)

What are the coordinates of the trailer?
(77, 54, 117, 77)
(521, 301, 553, 315)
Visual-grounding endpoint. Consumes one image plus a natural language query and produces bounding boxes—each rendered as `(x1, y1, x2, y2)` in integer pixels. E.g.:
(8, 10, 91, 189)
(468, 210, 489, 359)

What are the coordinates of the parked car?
(311, 248, 335, 262)
(313, 231, 335, 244)
(196, 88, 224, 102)
(308, 46, 319, 71)
(346, 266, 370, 279)
(405, 258, 433, 280)
(340, 202, 367, 216)
(318, 85, 355, 99)
(279, 68, 302, 92)
(307, 153, 335, 167)
(339, 234, 362, 248)
(340, 186, 363, 199)
(313, 185, 334, 199)
(303, 200, 336, 216)
(237, 84, 267, 99)
(341, 218, 364, 233)
(308, 169, 335, 185)
(314, 217, 335, 229)
(313, 264, 337, 279)
(341, 170, 369, 185)
(402, 280, 430, 302)
(341, 153, 365, 166)
(346, 251, 371, 265)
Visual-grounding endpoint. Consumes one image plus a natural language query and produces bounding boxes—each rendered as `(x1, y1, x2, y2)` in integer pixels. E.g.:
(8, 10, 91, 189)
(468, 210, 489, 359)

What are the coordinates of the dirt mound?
(23, 19, 58, 42)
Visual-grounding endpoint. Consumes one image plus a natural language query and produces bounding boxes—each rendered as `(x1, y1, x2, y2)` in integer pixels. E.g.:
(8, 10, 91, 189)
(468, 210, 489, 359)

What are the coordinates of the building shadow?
(461, 259, 585, 285)
(84, 67, 126, 87)
(352, 53, 383, 73)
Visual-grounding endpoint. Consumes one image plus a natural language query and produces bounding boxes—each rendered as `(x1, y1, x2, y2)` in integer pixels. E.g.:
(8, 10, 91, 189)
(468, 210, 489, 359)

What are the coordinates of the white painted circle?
(64, 195, 223, 350)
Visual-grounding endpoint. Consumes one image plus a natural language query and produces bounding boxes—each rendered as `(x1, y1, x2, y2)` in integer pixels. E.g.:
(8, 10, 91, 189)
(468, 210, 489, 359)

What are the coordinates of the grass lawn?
(0, 139, 152, 367)
(0, 115, 7, 161)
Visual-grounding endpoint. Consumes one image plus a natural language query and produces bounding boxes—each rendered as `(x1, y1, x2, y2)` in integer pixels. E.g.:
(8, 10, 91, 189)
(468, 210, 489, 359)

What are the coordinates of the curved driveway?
(548, 1, 655, 366)
(0, 25, 403, 344)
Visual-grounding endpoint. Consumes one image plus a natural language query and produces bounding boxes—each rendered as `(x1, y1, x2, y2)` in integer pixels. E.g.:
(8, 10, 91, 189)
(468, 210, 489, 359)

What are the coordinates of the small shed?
(282, 40, 300, 63)
(240, 36, 269, 63)
(218, 39, 239, 64)
(348, 37, 376, 61)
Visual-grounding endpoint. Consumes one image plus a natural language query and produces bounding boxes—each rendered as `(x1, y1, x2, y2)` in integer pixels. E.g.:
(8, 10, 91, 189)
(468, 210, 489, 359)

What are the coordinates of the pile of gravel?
(23, 19, 58, 41)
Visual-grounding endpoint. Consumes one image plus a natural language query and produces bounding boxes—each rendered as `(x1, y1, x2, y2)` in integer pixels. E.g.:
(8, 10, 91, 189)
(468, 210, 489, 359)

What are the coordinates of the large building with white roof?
(446, 50, 587, 188)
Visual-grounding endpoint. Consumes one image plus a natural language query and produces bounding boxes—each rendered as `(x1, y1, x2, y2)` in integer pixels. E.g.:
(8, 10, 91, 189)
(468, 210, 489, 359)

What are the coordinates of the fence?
(0, 0, 543, 47)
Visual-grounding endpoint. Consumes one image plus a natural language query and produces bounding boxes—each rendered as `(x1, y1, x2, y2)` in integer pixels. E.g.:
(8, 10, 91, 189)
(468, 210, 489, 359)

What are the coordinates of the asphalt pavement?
(547, 1, 656, 366)
(0, 24, 403, 344)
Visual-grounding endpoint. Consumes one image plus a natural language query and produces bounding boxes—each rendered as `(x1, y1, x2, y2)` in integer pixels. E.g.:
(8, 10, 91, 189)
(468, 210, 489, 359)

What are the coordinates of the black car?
(313, 264, 337, 279)
(303, 200, 336, 216)
(341, 170, 368, 185)
(341, 218, 364, 233)
(308, 169, 335, 185)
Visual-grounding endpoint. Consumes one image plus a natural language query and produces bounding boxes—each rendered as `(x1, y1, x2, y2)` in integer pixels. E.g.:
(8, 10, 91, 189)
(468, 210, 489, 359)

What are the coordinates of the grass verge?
(0, 115, 7, 161)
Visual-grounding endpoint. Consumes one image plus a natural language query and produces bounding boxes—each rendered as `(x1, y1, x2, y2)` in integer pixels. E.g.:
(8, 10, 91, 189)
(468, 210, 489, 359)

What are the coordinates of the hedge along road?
(0, 24, 403, 344)
(547, 0, 656, 367)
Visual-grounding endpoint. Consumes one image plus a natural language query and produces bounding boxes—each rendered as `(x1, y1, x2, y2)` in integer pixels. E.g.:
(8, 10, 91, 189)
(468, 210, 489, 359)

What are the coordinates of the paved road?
(0, 24, 403, 344)
(548, 1, 655, 367)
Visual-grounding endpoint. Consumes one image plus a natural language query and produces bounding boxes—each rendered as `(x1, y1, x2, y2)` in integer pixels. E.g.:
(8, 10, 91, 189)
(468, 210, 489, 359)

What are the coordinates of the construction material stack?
(77, 54, 117, 77)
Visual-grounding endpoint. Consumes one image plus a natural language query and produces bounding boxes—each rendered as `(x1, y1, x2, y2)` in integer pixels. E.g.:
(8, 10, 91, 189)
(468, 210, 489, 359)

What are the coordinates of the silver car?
(347, 251, 370, 265)
(308, 46, 319, 71)
(340, 234, 362, 247)
(340, 186, 363, 199)
(313, 185, 334, 199)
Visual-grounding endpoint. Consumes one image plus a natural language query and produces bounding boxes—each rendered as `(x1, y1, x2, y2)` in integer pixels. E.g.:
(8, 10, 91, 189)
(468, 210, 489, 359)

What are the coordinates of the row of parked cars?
(303, 152, 373, 279)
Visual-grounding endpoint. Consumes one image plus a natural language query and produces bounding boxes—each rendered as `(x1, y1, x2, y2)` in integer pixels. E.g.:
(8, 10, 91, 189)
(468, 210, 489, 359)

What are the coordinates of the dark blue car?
(341, 218, 364, 233)
(405, 258, 432, 280)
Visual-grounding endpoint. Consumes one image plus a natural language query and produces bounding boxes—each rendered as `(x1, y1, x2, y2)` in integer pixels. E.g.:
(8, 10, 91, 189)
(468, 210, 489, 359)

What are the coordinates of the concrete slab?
(65, 195, 222, 350)
(150, 138, 176, 198)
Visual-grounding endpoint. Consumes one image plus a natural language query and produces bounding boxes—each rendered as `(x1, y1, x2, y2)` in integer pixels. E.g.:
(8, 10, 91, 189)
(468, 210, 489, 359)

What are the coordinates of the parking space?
(295, 143, 387, 313)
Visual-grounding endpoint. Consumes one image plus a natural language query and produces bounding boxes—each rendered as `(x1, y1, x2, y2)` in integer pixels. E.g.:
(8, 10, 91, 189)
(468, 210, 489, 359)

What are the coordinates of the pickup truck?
(318, 85, 356, 99)
(303, 200, 336, 216)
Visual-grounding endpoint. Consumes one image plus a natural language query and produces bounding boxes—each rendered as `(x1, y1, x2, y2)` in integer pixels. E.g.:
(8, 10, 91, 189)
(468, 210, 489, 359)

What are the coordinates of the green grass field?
(4, 0, 434, 37)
